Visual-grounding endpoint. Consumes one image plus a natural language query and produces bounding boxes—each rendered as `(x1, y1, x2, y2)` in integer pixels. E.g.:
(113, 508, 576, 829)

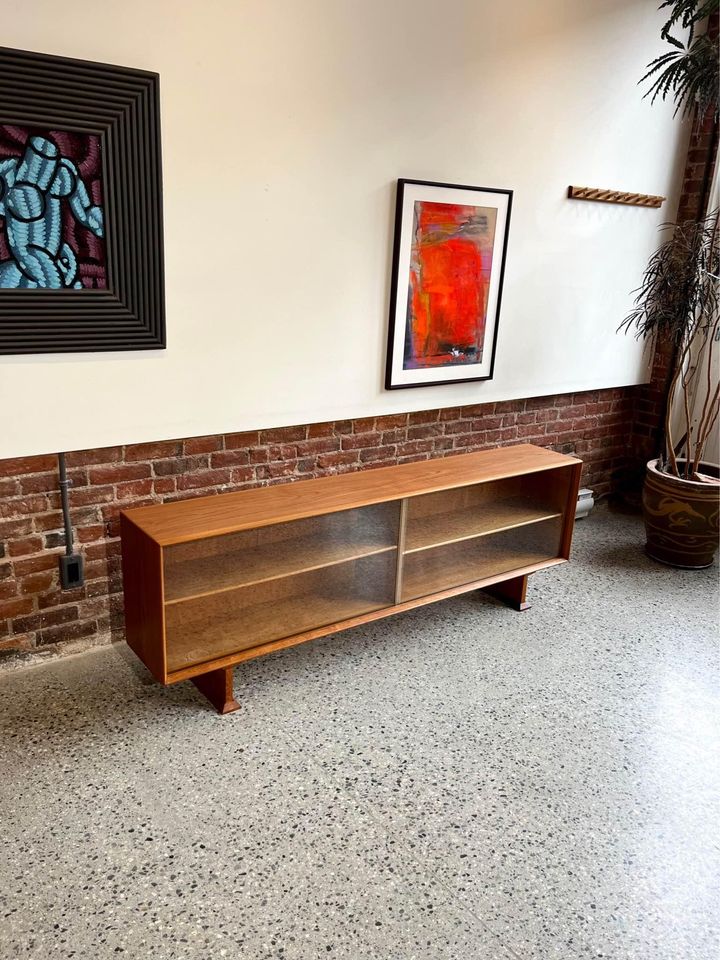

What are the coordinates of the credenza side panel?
(121, 516, 166, 684)
(559, 462, 583, 559)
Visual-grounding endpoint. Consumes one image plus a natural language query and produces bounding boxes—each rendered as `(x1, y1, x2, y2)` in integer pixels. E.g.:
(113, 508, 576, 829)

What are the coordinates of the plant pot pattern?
(642, 459, 720, 568)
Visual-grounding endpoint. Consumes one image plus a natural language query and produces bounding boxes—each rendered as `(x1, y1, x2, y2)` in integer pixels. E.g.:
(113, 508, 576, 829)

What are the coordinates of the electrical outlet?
(59, 553, 84, 590)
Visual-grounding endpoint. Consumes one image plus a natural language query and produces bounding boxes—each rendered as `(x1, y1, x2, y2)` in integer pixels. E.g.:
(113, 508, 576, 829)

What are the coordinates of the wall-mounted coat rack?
(567, 185, 665, 208)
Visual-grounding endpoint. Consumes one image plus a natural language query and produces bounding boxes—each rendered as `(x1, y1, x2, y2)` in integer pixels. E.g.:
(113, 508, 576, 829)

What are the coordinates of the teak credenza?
(121, 444, 582, 713)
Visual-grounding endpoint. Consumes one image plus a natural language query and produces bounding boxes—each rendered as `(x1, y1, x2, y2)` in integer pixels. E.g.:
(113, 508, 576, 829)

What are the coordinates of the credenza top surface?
(122, 443, 581, 546)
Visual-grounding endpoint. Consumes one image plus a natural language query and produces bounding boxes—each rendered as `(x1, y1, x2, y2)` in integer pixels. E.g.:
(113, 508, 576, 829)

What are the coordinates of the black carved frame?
(0, 46, 165, 354)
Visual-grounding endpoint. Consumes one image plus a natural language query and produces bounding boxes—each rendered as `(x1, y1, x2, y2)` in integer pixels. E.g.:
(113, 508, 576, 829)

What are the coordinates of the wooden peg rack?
(567, 185, 665, 208)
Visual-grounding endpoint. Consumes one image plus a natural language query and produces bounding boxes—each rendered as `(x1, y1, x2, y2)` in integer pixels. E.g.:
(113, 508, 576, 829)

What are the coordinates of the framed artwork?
(385, 178, 512, 389)
(0, 47, 165, 354)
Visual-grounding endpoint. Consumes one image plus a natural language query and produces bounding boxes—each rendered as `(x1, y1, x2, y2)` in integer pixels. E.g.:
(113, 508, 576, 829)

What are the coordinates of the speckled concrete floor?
(1, 505, 718, 960)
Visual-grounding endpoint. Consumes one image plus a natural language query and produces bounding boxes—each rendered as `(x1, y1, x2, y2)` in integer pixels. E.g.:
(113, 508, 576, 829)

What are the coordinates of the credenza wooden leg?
(190, 666, 240, 714)
(484, 574, 531, 611)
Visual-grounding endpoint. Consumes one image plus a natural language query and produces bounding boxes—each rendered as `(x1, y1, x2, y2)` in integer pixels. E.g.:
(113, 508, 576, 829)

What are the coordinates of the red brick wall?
(0, 388, 633, 658)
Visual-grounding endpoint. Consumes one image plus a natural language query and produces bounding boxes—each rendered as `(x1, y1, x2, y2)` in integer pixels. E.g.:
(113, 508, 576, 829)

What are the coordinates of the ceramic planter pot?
(642, 459, 720, 568)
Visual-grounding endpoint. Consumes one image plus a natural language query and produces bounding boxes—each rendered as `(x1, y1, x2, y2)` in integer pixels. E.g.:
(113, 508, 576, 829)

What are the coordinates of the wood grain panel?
(559, 461, 583, 559)
(191, 667, 240, 714)
(124, 445, 580, 546)
(120, 515, 166, 682)
(484, 574, 531, 611)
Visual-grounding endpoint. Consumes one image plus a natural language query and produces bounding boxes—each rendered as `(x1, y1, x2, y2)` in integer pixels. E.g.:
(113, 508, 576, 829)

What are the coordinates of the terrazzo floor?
(1, 505, 719, 960)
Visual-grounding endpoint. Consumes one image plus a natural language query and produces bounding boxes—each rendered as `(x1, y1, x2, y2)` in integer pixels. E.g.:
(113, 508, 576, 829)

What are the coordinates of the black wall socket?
(59, 553, 84, 590)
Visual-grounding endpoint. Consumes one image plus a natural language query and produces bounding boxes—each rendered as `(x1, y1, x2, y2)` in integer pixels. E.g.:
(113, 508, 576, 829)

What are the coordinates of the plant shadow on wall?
(620, 0, 719, 568)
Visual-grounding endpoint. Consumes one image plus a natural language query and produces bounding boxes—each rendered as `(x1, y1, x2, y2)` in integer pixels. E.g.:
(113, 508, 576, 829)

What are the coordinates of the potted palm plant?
(621, 211, 719, 567)
(620, 0, 719, 568)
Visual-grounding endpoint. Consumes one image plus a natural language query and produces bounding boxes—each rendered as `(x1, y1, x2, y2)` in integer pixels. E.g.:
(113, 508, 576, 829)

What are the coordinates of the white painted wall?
(0, 0, 688, 459)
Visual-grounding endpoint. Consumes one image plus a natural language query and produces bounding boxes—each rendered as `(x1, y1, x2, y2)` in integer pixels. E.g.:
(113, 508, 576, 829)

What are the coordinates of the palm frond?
(642, 1, 719, 119)
(642, 33, 719, 117)
(619, 210, 720, 346)
(620, 210, 720, 475)
(659, 0, 718, 38)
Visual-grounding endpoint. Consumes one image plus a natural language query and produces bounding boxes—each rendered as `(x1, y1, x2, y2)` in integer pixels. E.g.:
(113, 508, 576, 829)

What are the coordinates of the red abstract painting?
(404, 200, 497, 370)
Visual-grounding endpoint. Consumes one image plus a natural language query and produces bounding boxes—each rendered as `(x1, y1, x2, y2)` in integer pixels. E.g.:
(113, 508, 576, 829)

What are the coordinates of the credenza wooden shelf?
(121, 443, 582, 714)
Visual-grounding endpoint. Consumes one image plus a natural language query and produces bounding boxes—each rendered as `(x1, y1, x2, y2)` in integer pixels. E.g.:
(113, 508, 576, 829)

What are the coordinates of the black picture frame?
(385, 178, 512, 390)
(0, 46, 165, 354)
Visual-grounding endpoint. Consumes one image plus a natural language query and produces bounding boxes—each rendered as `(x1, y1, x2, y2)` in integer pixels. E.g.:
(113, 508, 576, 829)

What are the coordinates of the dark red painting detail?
(0, 125, 106, 289)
